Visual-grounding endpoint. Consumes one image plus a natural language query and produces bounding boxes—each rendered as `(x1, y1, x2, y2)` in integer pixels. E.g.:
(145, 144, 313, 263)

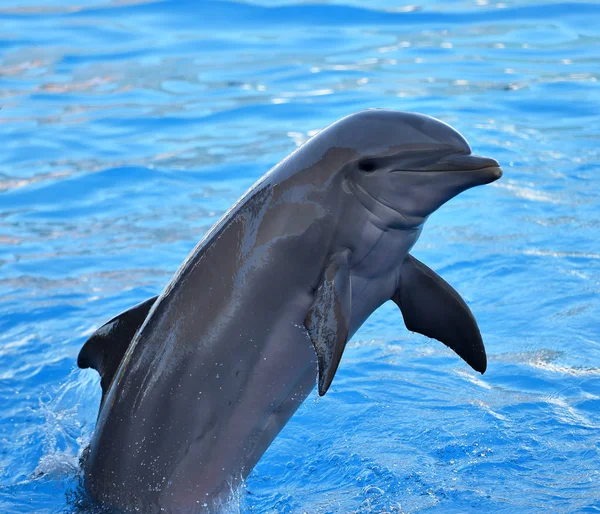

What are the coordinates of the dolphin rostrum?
(78, 109, 502, 512)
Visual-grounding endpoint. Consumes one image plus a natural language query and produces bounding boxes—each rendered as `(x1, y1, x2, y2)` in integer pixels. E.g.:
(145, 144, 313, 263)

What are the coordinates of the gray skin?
(78, 109, 502, 513)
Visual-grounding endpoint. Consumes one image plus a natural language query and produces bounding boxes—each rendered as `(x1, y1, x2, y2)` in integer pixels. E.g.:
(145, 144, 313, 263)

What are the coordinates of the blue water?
(1, 0, 599, 512)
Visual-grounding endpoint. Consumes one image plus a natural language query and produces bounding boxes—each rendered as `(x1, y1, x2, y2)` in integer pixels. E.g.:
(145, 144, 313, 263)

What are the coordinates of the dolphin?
(78, 109, 502, 513)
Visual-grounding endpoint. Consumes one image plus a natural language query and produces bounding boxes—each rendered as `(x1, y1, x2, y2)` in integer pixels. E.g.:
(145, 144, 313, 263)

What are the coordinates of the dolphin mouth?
(389, 153, 502, 180)
(416, 165, 503, 183)
(389, 165, 502, 191)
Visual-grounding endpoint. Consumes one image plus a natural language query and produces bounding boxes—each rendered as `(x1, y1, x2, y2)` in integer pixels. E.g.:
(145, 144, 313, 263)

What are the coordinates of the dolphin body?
(78, 109, 502, 513)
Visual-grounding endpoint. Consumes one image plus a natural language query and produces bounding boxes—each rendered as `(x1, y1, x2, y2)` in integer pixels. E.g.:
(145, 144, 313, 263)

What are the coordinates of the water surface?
(1, 0, 599, 512)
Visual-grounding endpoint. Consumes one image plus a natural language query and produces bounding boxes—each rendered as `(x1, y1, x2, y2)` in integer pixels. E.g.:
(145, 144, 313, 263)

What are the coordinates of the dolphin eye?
(358, 159, 377, 173)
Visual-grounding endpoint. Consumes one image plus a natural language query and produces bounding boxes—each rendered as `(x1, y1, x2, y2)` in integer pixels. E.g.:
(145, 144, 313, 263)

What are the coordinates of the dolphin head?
(328, 109, 502, 229)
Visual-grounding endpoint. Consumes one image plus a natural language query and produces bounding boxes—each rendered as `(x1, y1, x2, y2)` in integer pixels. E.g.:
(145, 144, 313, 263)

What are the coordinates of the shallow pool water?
(1, 0, 599, 512)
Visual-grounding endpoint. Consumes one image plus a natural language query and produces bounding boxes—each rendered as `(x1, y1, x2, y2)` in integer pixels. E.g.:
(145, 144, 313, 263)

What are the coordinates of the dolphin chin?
(469, 165, 503, 184)
(437, 164, 503, 188)
(453, 162, 503, 188)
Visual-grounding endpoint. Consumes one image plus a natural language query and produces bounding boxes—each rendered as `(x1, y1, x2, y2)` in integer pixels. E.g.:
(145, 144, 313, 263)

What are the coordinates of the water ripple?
(1, 0, 599, 512)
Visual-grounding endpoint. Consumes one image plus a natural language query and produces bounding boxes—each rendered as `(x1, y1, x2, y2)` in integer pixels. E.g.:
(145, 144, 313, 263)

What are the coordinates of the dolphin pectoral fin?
(305, 255, 352, 396)
(393, 254, 487, 374)
(78, 295, 158, 403)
